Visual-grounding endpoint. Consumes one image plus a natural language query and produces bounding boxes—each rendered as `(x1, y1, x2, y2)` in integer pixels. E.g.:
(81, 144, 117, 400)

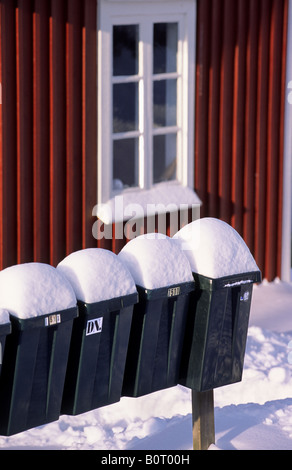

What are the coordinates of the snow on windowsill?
(95, 181, 202, 224)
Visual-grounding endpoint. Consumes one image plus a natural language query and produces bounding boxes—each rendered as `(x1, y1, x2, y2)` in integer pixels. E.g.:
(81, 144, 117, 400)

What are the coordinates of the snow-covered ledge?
(93, 181, 202, 225)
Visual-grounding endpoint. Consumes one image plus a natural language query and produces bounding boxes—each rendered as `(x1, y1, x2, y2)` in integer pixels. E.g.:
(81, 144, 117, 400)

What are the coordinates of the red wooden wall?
(0, 0, 97, 268)
(0, 0, 288, 281)
(195, 0, 288, 281)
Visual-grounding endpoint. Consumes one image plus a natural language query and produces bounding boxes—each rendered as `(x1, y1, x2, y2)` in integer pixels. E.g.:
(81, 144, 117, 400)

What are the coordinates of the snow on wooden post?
(192, 389, 215, 450)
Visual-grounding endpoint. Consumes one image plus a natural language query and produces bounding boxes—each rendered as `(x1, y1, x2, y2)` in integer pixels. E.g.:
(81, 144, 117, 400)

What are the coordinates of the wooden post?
(192, 389, 215, 450)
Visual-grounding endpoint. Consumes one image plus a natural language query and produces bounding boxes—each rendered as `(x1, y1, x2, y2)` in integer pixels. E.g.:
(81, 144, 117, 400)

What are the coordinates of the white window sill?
(94, 181, 202, 224)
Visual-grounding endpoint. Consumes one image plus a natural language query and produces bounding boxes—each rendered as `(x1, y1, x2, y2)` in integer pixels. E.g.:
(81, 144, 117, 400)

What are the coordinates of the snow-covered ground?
(0, 277, 291, 451)
(0, 219, 290, 451)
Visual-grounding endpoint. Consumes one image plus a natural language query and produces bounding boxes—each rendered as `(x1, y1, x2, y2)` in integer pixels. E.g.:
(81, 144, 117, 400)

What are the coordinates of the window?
(98, 0, 196, 210)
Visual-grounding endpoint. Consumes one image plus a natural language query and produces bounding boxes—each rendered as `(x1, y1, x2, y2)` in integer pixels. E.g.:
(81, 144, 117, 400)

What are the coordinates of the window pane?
(113, 138, 139, 189)
(113, 25, 139, 76)
(153, 79, 177, 127)
(153, 23, 178, 74)
(113, 82, 138, 133)
(153, 133, 177, 184)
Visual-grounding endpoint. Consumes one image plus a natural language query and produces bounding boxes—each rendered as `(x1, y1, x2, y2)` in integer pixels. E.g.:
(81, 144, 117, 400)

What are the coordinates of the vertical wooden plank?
(16, 0, 33, 264)
(231, 0, 247, 235)
(265, 0, 285, 280)
(219, 0, 236, 224)
(255, 0, 272, 278)
(194, 0, 211, 217)
(50, 0, 66, 266)
(112, 222, 125, 254)
(192, 389, 215, 450)
(66, 0, 82, 256)
(243, 0, 259, 255)
(208, 0, 222, 219)
(0, 0, 17, 269)
(33, 0, 50, 263)
(83, 0, 97, 249)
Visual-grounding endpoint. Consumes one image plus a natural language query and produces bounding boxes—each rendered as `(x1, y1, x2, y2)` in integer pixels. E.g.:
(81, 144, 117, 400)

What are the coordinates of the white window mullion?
(140, 19, 153, 190)
(112, 130, 141, 140)
(112, 75, 141, 84)
(138, 34, 145, 189)
(98, 11, 113, 204)
(175, 17, 184, 185)
(153, 126, 180, 136)
(183, 2, 196, 188)
(153, 72, 179, 81)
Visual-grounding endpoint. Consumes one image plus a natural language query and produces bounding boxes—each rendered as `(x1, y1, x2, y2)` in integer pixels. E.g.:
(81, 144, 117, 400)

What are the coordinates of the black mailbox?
(57, 248, 138, 415)
(118, 234, 195, 397)
(174, 217, 261, 391)
(179, 271, 261, 391)
(0, 263, 78, 436)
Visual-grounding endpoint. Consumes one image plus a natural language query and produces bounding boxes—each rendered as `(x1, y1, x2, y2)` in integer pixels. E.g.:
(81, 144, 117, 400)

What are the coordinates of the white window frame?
(97, 0, 196, 206)
(282, 0, 292, 282)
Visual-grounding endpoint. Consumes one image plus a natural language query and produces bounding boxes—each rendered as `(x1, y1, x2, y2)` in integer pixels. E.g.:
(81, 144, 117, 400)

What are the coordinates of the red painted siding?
(0, 0, 288, 281)
(0, 0, 97, 268)
(195, 0, 288, 280)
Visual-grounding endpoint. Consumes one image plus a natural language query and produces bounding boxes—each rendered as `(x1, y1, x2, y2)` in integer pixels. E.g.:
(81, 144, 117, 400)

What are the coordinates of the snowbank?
(57, 248, 137, 303)
(0, 308, 9, 325)
(118, 233, 194, 289)
(0, 263, 77, 319)
(173, 218, 259, 278)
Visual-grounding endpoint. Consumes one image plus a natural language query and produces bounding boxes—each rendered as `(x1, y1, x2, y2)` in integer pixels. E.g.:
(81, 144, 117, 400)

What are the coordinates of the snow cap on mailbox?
(0, 263, 77, 319)
(173, 217, 259, 279)
(118, 233, 194, 290)
(57, 248, 137, 303)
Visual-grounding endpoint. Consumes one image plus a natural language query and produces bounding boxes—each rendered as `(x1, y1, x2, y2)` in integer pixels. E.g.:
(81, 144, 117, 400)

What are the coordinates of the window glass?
(113, 138, 139, 188)
(113, 25, 139, 76)
(113, 82, 139, 133)
(153, 23, 178, 74)
(153, 79, 177, 128)
(153, 133, 177, 183)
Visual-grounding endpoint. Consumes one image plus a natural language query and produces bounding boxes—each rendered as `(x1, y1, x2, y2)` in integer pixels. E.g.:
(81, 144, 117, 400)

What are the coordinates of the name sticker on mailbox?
(167, 286, 180, 297)
(45, 314, 61, 327)
(86, 317, 103, 336)
(240, 291, 250, 302)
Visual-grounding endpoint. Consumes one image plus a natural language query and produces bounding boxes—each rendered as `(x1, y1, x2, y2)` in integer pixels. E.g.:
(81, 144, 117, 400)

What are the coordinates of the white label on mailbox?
(86, 317, 103, 336)
(240, 291, 250, 302)
(168, 287, 180, 297)
(45, 314, 61, 327)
